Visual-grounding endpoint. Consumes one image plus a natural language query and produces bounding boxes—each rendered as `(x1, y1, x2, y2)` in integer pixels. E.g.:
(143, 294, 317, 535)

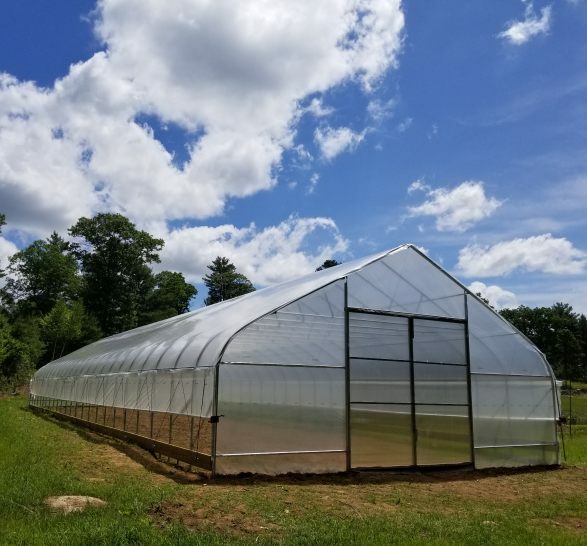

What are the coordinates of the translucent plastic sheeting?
(415, 404, 471, 465)
(474, 444, 559, 469)
(471, 374, 556, 449)
(349, 313, 409, 361)
(31, 367, 214, 417)
(347, 247, 465, 318)
(414, 363, 468, 405)
(34, 248, 398, 382)
(350, 359, 411, 404)
(216, 364, 346, 456)
(413, 320, 466, 365)
(350, 403, 413, 467)
(223, 281, 345, 366)
(467, 295, 550, 376)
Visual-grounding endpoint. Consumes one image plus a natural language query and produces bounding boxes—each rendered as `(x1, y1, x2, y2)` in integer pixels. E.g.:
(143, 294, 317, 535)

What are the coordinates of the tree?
(3, 232, 81, 314)
(69, 213, 164, 335)
(316, 259, 341, 271)
(39, 300, 93, 361)
(140, 271, 197, 325)
(203, 257, 255, 305)
(0, 314, 35, 391)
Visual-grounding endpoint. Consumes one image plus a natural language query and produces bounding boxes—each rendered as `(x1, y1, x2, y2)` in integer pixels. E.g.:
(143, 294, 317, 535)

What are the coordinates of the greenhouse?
(30, 244, 560, 475)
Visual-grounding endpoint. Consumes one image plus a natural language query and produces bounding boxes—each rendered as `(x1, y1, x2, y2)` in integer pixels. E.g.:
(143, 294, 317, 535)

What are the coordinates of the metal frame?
(344, 279, 351, 471)
(464, 294, 476, 467)
(31, 404, 212, 471)
(347, 306, 466, 324)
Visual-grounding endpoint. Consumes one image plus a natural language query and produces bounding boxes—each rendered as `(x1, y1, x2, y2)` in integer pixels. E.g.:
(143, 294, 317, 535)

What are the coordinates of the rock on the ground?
(45, 495, 107, 514)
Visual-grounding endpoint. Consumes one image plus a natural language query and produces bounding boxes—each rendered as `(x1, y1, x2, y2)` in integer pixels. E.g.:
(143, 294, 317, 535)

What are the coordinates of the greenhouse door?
(348, 311, 472, 468)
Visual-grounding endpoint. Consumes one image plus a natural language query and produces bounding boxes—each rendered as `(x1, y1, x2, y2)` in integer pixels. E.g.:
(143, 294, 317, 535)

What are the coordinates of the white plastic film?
(467, 295, 549, 376)
(349, 313, 410, 361)
(223, 281, 345, 366)
(348, 247, 465, 318)
(471, 374, 556, 449)
(216, 363, 345, 456)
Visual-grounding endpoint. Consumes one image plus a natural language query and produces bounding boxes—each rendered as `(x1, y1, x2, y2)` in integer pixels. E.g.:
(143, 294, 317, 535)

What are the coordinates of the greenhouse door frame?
(345, 304, 475, 471)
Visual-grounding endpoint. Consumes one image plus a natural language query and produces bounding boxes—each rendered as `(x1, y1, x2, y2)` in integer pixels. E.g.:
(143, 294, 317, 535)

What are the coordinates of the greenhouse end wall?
(29, 245, 559, 475)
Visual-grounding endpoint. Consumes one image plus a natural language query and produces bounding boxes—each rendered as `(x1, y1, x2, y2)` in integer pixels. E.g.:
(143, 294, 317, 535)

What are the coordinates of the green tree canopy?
(203, 257, 255, 305)
(140, 271, 197, 325)
(3, 232, 81, 314)
(39, 299, 99, 361)
(0, 314, 35, 390)
(69, 213, 164, 335)
(316, 259, 341, 271)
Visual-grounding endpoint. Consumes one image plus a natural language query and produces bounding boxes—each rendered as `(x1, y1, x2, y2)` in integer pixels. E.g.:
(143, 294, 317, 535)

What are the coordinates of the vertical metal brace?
(463, 294, 476, 467)
(169, 373, 174, 445)
(546, 359, 561, 463)
(409, 317, 417, 466)
(211, 363, 220, 477)
(344, 279, 351, 471)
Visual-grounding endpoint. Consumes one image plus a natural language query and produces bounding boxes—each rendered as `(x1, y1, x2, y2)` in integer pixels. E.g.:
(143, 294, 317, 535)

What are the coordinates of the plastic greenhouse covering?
(30, 244, 559, 475)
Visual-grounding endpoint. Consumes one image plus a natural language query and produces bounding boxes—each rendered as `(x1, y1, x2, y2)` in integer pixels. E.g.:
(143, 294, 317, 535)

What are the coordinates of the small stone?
(45, 495, 107, 514)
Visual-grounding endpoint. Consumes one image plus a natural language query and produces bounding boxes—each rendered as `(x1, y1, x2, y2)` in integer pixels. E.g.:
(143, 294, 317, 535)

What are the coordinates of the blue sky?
(0, 0, 586, 312)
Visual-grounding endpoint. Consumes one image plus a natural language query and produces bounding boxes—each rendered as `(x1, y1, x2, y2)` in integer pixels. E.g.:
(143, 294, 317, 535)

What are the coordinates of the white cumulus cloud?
(458, 234, 587, 277)
(0, 0, 405, 235)
(468, 281, 518, 309)
(498, 3, 552, 45)
(314, 126, 366, 160)
(408, 181, 502, 232)
(158, 215, 349, 286)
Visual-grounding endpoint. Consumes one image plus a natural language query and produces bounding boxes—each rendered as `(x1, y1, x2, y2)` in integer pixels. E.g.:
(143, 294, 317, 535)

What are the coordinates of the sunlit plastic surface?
(347, 247, 465, 318)
(349, 313, 409, 361)
(350, 404, 413, 467)
(467, 295, 549, 376)
(471, 374, 556, 448)
(216, 364, 346, 456)
(474, 444, 559, 469)
(414, 363, 468, 405)
(415, 404, 471, 465)
(223, 281, 345, 366)
(350, 359, 411, 404)
(413, 320, 466, 365)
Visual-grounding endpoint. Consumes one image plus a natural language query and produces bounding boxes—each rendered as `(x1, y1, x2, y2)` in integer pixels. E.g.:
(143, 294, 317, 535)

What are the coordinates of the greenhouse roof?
(36, 245, 409, 379)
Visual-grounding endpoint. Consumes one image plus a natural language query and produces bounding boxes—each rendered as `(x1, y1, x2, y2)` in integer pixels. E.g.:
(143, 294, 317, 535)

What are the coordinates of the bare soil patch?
(149, 500, 281, 537)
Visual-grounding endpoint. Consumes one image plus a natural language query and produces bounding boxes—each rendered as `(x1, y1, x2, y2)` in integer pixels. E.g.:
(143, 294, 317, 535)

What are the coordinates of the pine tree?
(203, 257, 255, 305)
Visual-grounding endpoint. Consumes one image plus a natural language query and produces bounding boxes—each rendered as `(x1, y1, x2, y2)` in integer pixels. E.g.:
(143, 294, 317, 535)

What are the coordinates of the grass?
(561, 394, 587, 424)
(0, 396, 586, 545)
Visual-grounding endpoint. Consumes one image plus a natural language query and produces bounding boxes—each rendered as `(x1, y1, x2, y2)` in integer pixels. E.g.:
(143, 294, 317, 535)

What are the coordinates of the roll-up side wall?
(30, 366, 216, 464)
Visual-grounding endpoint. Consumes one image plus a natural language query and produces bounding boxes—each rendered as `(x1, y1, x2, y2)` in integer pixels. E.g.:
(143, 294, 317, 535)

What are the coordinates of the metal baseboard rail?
(31, 405, 212, 471)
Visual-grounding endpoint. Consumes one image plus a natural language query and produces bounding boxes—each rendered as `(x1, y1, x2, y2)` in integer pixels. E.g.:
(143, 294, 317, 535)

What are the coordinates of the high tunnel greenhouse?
(30, 245, 560, 475)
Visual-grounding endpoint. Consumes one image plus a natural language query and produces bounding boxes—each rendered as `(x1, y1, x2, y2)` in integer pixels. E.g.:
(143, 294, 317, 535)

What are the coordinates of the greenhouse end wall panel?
(30, 245, 559, 475)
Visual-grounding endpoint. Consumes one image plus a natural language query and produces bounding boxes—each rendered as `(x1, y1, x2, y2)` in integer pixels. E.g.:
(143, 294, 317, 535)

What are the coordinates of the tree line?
(0, 212, 261, 390)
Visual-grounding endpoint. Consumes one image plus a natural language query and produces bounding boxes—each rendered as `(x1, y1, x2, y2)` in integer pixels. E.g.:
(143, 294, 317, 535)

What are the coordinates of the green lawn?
(1, 396, 586, 545)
